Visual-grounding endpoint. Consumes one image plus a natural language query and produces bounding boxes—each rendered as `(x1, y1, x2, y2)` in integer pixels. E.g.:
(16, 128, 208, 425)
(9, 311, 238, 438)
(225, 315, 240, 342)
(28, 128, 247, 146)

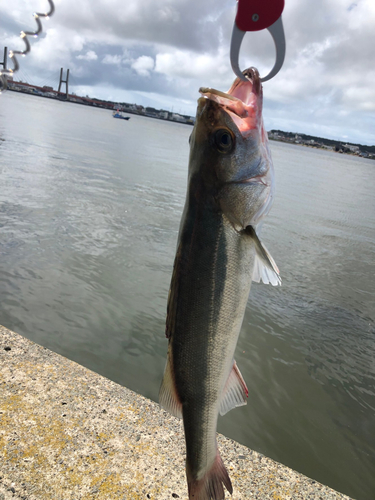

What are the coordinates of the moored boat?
(112, 109, 130, 120)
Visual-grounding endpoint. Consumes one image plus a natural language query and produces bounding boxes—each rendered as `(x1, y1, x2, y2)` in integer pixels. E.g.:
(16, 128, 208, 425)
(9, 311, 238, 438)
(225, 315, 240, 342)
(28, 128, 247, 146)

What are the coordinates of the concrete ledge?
(0, 325, 353, 500)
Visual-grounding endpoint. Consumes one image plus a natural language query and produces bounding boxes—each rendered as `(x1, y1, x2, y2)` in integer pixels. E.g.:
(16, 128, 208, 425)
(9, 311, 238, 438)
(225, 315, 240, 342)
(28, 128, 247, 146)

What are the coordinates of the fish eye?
(213, 129, 234, 153)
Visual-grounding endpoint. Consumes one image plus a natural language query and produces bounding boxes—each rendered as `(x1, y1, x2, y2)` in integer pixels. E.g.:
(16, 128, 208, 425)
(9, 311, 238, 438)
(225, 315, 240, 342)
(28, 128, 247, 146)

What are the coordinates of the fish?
(159, 67, 281, 500)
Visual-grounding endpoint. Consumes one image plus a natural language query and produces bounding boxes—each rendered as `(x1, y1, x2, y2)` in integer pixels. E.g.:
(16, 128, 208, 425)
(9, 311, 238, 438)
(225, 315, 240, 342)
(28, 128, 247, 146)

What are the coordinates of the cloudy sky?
(1, 0, 375, 145)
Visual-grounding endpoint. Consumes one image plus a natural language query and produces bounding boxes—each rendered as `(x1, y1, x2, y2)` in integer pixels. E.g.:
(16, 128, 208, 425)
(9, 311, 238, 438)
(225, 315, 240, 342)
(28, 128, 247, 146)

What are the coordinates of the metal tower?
(0, 47, 8, 72)
(58, 67, 69, 99)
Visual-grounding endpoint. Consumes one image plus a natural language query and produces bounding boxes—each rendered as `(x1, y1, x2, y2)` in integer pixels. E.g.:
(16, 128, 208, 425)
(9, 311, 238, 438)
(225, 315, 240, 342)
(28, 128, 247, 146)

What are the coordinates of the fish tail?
(187, 450, 233, 500)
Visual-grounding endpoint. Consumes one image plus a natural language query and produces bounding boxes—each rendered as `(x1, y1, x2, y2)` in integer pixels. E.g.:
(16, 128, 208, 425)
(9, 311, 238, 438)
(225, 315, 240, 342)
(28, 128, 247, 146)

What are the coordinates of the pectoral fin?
(246, 226, 281, 286)
(219, 361, 248, 416)
(159, 350, 183, 419)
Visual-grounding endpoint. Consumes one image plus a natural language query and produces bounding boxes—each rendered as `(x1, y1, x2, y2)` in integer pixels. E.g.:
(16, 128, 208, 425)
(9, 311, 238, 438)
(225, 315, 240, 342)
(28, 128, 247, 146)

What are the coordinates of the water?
(1, 92, 374, 500)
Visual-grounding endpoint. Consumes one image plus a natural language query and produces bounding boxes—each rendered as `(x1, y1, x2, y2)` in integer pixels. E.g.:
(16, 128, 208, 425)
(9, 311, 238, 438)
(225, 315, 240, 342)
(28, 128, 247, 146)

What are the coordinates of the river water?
(1, 92, 374, 500)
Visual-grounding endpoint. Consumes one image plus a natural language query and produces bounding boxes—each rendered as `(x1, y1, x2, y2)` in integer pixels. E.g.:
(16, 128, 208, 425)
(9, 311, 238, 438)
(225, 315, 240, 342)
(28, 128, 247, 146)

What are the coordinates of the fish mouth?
(229, 156, 270, 187)
(234, 174, 269, 186)
(199, 67, 263, 137)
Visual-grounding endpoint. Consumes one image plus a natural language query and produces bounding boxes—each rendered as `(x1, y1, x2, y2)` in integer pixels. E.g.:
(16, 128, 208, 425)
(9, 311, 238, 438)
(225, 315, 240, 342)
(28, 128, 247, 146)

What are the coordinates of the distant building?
(145, 107, 159, 118)
(343, 144, 359, 153)
(171, 113, 187, 123)
(268, 131, 281, 140)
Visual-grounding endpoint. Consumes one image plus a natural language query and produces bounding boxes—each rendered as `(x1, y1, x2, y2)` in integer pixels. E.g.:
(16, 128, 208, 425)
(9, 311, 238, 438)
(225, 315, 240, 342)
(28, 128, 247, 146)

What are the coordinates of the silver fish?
(160, 68, 281, 500)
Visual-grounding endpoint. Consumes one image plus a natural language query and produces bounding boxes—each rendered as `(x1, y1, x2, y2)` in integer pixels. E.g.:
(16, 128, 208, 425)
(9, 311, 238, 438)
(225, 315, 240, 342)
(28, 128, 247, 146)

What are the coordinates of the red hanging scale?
(231, 0, 286, 81)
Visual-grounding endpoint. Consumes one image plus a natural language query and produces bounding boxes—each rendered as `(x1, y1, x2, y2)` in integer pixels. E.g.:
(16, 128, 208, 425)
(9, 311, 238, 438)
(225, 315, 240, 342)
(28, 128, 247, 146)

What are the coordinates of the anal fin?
(219, 361, 248, 416)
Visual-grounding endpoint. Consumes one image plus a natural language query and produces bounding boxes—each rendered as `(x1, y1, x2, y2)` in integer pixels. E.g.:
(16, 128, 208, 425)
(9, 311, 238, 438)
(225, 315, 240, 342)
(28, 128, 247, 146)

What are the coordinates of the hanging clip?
(230, 0, 285, 82)
(0, 0, 55, 92)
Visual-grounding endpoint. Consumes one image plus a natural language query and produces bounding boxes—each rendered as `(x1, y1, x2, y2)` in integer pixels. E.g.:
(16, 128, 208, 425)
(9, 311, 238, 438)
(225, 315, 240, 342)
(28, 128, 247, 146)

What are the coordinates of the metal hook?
(0, 0, 55, 92)
(230, 16, 286, 82)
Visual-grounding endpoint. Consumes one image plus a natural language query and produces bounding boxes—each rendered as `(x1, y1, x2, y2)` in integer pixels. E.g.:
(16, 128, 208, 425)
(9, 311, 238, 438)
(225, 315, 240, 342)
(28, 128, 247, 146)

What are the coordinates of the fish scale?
(175, 214, 256, 473)
(160, 68, 281, 500)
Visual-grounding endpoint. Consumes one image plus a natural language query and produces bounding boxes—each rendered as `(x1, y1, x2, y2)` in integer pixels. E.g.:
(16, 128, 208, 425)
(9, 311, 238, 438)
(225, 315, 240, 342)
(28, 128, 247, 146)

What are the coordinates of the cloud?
(102, 54, 122, 65)
(155, 47, 229, 81)
(52, 0, 230, 52)
(25, 27, 85, 70)
(77, 50, 98, 61)
(131, 55, 154, 77)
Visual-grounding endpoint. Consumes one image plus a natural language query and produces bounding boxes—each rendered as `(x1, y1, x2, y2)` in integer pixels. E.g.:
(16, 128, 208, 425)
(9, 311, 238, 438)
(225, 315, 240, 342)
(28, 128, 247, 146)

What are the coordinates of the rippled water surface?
(1, 92, 374, 500)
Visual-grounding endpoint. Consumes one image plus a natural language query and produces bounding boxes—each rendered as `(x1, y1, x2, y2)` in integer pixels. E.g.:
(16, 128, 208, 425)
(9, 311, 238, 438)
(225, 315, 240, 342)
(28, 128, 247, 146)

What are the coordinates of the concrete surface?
(0, 325, 353, 499)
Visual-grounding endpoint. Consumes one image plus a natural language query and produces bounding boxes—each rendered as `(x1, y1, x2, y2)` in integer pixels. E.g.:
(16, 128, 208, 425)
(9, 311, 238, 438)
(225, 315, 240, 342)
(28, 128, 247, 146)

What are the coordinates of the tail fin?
(187, 450, 233, 500)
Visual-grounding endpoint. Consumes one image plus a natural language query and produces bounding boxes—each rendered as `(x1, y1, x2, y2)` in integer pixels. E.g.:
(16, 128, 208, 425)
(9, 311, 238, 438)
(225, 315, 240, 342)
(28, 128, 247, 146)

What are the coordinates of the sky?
(1, 0, 375, 145)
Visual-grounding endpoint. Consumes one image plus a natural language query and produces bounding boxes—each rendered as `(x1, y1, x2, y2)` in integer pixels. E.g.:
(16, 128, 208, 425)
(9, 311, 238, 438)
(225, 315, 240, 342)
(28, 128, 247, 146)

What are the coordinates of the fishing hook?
(0, 0, 55, 92)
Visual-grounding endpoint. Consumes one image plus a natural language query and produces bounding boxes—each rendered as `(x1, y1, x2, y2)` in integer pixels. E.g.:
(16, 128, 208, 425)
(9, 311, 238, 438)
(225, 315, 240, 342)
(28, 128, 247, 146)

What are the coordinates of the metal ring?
(230, 16, 286, 83)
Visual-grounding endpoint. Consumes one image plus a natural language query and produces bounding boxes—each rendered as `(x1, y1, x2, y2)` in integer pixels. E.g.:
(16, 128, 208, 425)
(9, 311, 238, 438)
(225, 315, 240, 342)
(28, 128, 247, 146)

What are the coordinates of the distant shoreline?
(269, 136, 375, 160)
(268, 131, 374, 160)
(6, 81, 195, 126)
(5, 81, 374, 159)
